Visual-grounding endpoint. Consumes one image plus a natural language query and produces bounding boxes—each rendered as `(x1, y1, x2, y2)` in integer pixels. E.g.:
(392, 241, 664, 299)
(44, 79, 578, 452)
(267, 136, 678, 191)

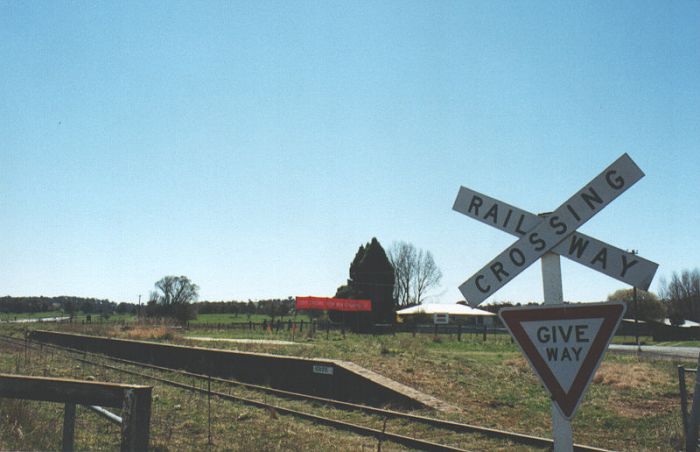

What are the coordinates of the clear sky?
(2, 1, 699, 306)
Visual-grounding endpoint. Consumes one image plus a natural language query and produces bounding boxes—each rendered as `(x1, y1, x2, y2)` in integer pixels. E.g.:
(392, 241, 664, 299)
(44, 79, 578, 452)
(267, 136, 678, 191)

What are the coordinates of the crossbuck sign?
(453, 153, 658, 307)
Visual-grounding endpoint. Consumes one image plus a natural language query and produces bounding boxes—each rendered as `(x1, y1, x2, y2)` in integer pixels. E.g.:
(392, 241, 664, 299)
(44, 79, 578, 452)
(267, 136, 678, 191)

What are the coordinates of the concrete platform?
(30, 330, 456, 413)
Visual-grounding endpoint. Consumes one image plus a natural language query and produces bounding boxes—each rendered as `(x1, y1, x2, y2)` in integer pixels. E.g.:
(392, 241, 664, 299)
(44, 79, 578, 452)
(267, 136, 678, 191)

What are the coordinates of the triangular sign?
(499, 301, 626, 419)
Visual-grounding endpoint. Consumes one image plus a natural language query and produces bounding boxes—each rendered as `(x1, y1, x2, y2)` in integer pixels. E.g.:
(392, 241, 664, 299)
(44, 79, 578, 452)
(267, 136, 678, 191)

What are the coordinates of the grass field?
(0, 311, 65, 321)
(181, 327, 686, 449)
(0, 318, 691, 451)
(188, 313, 311, 324)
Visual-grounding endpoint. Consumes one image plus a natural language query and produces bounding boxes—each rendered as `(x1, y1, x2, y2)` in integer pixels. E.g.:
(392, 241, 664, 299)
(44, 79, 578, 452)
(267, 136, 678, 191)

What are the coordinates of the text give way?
(499, 301, 626, 420)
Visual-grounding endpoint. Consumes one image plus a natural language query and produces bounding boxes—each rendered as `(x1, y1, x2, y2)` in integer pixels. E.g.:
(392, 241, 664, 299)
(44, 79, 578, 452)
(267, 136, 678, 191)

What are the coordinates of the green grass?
(610, 335, 655, 345)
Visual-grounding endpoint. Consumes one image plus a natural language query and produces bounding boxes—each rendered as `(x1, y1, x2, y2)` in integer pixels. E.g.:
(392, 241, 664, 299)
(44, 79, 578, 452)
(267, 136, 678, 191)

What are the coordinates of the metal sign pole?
(541, 251, 574, 451)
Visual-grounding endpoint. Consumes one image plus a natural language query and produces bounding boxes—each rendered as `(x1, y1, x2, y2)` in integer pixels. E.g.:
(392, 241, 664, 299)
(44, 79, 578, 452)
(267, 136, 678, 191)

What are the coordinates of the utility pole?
(628, 250, 640, 350)
(138, 294, 142, 318)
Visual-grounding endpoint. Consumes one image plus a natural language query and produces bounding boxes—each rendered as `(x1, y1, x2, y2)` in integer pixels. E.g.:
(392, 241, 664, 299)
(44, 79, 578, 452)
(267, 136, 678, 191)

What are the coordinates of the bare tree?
(388, 241, 416, 307)
(147, 275, 199, 322)
(388, 242, 442, 307)
(659, 269, 700, 324)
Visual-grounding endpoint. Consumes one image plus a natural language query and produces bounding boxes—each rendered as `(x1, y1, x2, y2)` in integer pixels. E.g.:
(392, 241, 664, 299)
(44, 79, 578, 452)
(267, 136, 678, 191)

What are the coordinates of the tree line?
(477, 268, 700, 327)
(0, 296, 118, 315)
(0, 292, 298, 322)
(604, 268, 700, 326)
(7, 262, 700, 328)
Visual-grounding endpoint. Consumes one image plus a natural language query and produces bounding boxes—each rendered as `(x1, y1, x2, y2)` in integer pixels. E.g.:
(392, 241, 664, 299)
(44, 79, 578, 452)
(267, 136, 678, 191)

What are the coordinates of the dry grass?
(116, 325, 179, 341)
(0, 399, 64, 451)
(592, 361, 667, 391)
(502, 357, 528, 369)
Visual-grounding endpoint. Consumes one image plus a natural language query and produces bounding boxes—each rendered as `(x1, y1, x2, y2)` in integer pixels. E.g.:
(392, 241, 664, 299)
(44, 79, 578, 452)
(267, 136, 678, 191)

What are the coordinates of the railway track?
(0, 333, 610, 451)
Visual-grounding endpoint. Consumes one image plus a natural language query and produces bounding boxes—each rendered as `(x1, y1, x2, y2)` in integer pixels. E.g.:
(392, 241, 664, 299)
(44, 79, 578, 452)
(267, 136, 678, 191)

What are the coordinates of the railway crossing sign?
(499, 302, 626, 419)
(453, 153, 658, 307)
(453, 187, 658, 292)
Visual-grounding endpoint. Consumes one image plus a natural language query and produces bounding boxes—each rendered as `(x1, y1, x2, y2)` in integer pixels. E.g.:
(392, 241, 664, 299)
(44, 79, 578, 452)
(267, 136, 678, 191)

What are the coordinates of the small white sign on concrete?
(312, 365, 334, 375)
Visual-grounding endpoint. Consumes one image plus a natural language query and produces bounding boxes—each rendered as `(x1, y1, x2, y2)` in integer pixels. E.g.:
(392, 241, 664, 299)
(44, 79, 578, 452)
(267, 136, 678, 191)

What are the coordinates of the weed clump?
(116, 325, 178, 341)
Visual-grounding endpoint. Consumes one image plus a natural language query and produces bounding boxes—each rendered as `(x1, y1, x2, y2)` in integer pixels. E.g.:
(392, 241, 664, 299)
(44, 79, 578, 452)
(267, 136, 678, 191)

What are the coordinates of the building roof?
(396, 303, 495, 316)
(662, 318, 700, 328)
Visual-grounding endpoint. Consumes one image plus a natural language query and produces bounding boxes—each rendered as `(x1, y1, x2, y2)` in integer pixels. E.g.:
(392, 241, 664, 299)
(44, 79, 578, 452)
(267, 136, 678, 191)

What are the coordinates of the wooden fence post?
(120, 387, 152, 452)
(686, 354, 700, 452)
(680, 366, 689, 437)
(62, 403, 76, 452)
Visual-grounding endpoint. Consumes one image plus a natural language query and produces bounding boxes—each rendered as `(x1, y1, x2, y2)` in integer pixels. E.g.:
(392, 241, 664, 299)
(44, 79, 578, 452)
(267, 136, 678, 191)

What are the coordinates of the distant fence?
(0, 373, 152, 451)
(52, 312, 700, 343)
(185, 317, 700, 343)
(184, 319, 509, 341)
(652, 324, 700, 342)
(593, 318, 700, 342)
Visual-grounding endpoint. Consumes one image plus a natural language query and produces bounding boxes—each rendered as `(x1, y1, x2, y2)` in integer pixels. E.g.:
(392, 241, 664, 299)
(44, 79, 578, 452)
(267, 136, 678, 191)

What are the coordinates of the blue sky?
(2, 1, 698, 305)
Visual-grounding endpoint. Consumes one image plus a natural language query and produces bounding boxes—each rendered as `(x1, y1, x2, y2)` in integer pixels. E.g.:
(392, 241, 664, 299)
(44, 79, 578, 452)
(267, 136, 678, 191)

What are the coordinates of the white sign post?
(542, 252, 573, 449)
(452, 154, 656, 451)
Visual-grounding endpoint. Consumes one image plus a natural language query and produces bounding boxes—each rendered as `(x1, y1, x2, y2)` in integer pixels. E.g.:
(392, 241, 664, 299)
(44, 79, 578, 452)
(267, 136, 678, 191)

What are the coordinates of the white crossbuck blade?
(455, 153, 657, 307)
(453, 188, 658, 289)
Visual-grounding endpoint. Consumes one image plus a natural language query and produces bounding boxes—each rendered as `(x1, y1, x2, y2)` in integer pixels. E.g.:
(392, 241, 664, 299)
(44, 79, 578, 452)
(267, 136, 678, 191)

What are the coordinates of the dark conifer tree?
(333, 238, 395, 328)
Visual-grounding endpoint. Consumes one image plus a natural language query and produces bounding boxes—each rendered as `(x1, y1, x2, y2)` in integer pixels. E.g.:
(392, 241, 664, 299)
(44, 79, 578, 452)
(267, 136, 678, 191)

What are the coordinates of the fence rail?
(0, 373, 152, 451)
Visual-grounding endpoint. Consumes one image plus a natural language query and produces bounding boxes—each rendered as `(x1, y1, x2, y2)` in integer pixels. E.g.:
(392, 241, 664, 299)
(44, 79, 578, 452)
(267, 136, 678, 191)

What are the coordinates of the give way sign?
(499, 302, 625, 419)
